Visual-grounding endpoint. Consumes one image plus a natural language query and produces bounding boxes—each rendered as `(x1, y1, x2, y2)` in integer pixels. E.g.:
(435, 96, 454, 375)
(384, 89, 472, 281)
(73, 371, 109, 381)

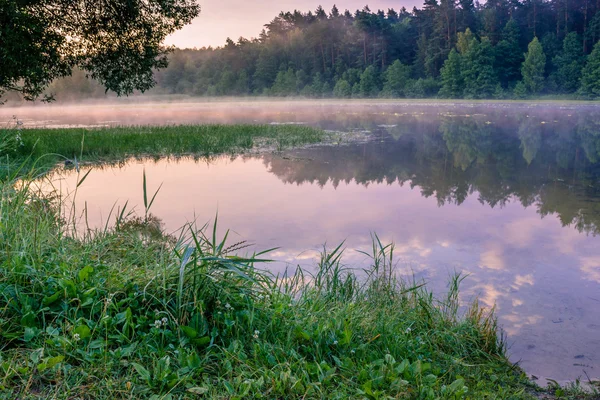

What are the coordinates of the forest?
(27, 1, 600, 100)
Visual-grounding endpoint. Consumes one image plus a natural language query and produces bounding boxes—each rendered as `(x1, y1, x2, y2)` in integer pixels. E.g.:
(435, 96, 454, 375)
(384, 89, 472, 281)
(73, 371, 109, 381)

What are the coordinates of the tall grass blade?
(76, 169, 92, 188)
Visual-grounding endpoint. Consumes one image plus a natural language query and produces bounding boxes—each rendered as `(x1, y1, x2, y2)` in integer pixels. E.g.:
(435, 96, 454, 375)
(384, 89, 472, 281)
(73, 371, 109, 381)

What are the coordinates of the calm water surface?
(17, 101, 600, 384)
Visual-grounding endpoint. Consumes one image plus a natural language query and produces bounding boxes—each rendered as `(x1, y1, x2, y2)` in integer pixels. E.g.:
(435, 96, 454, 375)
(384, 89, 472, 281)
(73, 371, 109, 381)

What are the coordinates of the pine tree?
(359, 66, 381, 97)
(382, 60, 411, 96)
(472, 38, 498, 98)
(461, 36, 498, 98)
(553, 33, 584, 93)
(271, 68, 297, 96)
(439, 49, 463, 97)
(456, 28, 476, 55)
(581, 41, 600, 97)
(495, 19, 523, 87)
(521, 37, 546, 94)
(333, 79, 352, 97)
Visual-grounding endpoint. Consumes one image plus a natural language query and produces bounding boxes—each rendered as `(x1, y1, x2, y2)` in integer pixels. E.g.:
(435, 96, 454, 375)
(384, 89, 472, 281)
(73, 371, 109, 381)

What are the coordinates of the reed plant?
(3, 124, 323, 169)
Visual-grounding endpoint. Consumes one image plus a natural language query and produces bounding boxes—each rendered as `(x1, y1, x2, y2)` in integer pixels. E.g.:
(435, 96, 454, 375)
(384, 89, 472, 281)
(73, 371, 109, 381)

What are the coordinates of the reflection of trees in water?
(264, 110, 600, 235)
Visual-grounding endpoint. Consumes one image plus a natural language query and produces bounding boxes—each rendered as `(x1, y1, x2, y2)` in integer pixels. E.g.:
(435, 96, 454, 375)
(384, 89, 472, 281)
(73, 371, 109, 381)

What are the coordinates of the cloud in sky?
(165, 1, 422, 49)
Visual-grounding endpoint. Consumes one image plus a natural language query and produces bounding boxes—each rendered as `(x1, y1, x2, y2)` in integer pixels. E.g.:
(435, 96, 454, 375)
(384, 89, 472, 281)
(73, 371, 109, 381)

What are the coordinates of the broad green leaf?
(181, 326, 198, 338)
(78, 266, 94, 282)
(131, 362, 151, 381)
(74, 325, 91, 339)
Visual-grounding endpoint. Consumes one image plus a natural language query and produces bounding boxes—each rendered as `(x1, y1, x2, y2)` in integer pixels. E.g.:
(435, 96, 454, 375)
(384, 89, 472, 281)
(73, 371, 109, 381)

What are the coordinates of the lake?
(6, 100, 600, 384)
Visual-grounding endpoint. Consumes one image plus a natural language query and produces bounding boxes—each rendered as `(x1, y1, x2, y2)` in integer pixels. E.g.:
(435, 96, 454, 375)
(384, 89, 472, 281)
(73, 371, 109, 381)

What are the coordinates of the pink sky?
(165, 1, 422, 49)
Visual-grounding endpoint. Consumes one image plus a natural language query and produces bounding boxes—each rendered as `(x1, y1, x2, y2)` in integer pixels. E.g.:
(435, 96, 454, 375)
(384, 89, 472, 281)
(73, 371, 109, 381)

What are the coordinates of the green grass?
(0, 125, 597, 399)
(0, 124, 324, 176)
(0, 176, 532, 399)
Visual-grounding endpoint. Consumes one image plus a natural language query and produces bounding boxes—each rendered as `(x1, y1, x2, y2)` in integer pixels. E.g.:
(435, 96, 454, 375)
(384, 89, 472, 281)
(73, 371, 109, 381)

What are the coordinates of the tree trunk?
(584, 0, 589, 52)
(533, 0, 537, 37)
(320, 43, 326, 73)
(565, 0, 568, 35)
(363, 34, 367, 67)
(331, 45, 335, 69)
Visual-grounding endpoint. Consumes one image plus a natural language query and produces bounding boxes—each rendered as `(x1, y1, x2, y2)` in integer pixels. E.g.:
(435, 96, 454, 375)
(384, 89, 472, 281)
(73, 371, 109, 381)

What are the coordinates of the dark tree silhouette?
(0, 0, 200, 102)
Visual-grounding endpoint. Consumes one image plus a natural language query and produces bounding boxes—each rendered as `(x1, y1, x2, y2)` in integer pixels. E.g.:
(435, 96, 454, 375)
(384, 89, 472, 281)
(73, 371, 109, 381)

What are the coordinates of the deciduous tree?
(0, 0, 200, 102)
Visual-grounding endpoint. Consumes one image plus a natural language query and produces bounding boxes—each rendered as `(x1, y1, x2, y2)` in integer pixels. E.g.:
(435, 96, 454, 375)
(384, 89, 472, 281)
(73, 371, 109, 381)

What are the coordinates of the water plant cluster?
(17, 124, 324, 161)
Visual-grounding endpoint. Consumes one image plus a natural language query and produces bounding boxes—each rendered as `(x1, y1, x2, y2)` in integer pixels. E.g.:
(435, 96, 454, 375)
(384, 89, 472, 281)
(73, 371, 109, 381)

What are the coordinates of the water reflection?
(263, 112, 600, 236)
(39, 103, 600, 384)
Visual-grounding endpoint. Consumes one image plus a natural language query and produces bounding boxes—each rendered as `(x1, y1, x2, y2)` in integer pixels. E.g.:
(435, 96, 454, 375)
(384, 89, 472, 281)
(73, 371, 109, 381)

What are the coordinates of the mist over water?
(2, 98, 598, 129)
(16, 99, 600, 384)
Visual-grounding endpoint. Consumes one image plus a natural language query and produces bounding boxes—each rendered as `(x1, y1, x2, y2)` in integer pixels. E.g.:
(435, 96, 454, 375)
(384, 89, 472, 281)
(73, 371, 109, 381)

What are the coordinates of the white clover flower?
(154, 320, 163, 329)
(73, 333, 81, 342)
(161, 317, 168, 326)
(225, 303, 232, 310)
(105, 293, 115, 305)
(405, 327, 412, 334)
(253, 330, 260, 339)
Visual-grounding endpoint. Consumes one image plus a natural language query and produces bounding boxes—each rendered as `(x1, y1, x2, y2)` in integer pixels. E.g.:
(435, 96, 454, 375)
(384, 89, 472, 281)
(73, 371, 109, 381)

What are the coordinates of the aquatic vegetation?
(0, 124, 324, 176)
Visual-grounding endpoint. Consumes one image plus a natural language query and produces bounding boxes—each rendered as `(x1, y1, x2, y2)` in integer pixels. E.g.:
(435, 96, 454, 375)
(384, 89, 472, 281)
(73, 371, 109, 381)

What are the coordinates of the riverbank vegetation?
(36, 1, 600, 102)
(0, 123, 559, 399)
(0, 172, 540, 399)
(0, 124, 324, 177)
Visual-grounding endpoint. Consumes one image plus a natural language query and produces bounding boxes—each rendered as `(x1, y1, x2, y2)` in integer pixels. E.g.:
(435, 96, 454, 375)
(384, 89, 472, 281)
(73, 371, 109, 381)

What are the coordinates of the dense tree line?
(144, 1, 600, 99)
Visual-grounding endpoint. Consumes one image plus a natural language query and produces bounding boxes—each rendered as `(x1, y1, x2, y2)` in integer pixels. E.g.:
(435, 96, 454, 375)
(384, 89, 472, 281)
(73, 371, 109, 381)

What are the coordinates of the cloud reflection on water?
(26, 100, 600, 383)
(44, 152, 600, 382)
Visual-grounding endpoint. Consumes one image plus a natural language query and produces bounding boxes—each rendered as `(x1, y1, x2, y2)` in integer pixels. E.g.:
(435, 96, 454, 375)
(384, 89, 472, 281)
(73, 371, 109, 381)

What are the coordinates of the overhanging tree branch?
(0, 0, 200, 102)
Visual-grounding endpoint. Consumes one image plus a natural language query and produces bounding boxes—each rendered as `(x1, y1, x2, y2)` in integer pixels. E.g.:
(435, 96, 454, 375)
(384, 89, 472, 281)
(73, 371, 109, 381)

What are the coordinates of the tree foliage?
(440, 49, 463, 97)
(553, 33, 585, 92)
(0, 0, 200, 102)
(382, 60, 411, 97)
(581, 41, 600, 96)
(24, 0, 600, 101)
(521, 37, 546, 94)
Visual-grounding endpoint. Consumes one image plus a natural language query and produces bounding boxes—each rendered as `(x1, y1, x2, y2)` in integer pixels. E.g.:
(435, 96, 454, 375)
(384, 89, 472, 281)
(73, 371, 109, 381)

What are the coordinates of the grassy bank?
(1, 175, 537, 400)
(0, 125, 593, 399)
(0, 124, 324, 176)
